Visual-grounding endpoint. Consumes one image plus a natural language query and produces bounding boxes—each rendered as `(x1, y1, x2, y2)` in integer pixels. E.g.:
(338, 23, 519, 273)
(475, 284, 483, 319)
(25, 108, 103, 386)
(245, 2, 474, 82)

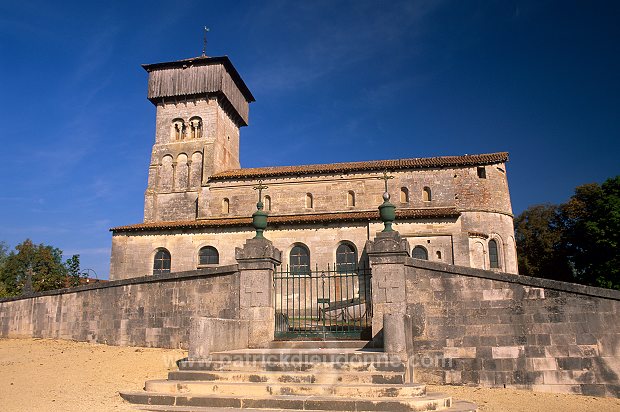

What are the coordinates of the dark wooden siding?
(147, 64, 249, 125)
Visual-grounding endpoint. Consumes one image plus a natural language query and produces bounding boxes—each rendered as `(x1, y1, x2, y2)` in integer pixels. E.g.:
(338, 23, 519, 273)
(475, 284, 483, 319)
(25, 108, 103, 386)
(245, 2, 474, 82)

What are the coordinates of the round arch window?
(199, 246, 219, 265)
(153, 248, 171, 275)
(412, 246, 428, 260)
(336, 242, 357, 272)
(290, 244, 310, 275)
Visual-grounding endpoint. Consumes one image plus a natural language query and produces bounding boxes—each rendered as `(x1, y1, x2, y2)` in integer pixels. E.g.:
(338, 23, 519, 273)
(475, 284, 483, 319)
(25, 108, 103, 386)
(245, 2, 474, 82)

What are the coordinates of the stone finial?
(379, 192, 396, 232)
(377, 171, 396, 232)
(252, 181, 269, 239)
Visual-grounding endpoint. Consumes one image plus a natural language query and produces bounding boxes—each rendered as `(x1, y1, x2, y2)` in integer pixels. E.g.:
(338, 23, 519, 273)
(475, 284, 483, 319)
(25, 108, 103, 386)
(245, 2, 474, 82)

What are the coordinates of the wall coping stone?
(0, 265, 239, 304)
(406, 258, 620, 301)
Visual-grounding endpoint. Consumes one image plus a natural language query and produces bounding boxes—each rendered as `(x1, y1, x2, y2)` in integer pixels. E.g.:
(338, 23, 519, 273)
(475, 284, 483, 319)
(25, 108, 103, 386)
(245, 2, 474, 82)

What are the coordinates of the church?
(109, 54, 518, 280)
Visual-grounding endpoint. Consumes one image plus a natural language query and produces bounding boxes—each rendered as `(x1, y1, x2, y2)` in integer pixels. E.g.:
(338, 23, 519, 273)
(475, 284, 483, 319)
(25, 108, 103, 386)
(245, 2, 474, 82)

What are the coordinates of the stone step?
(144, 380, 427, 398)
(267, 340, 379, 350)
(169, 369, 405, 385)
(206, 349, 390, 364)
(135, 401, 478, 412)
(120, 391, 455, 411)
(178, 359, 405, 373)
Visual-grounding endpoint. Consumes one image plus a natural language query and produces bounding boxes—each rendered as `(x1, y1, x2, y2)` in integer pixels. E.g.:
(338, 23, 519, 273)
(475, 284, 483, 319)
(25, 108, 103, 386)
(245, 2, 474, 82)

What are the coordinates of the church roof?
(111, 207, 459, 233)
(210, 152, 509, 180)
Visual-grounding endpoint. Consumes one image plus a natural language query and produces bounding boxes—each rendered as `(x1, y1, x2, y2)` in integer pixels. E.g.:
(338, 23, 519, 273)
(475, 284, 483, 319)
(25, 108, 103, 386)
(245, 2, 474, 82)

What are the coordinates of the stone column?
(235, 237, 282, 348)
(366, 231, 410, 347)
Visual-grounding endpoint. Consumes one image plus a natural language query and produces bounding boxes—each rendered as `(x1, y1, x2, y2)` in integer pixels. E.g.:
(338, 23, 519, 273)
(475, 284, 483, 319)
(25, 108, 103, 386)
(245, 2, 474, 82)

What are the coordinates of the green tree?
(560, 176, 620, 289)
(0, 239, 69, 296)
(0, 241, 9, 297)
(514, 204, 573, 282)
(64, 254, 84, 287)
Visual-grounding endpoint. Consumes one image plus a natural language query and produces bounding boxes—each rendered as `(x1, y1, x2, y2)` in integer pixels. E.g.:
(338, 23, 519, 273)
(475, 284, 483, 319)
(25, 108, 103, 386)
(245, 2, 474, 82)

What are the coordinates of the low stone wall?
(405, 259, 620, 397)
(0, 266, 240, 349)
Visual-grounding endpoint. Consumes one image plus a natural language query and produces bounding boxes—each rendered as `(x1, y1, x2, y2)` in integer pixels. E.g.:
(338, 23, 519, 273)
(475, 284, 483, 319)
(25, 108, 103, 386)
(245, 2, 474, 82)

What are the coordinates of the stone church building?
(109, 55, 518, 280)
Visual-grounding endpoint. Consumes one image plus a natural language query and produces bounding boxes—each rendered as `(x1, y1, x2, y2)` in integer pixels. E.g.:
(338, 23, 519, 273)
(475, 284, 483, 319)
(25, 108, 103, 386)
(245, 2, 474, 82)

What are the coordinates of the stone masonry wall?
(0, 266, 239, 349)
(110, 219, 476, 280)
(405, 259, 620, 397)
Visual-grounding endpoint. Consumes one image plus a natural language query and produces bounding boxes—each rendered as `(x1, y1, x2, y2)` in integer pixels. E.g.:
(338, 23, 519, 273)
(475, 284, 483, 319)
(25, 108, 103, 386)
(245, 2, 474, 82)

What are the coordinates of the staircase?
(120, 341, 477, 411)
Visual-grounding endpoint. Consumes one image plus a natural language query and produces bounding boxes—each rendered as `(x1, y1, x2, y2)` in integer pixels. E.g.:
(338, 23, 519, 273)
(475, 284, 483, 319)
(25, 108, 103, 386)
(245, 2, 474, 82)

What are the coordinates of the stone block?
(188, 317, 249, 360)
(444, 346, 477, 359)
(529, 357, 558, 371)
(482, 289, 514, 301)
(492, 346, 522, 359)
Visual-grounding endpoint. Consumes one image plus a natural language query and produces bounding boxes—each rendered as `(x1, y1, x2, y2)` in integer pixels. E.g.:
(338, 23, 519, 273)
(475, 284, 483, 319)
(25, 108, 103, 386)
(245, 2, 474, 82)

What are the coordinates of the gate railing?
(274, 264, 372, 340)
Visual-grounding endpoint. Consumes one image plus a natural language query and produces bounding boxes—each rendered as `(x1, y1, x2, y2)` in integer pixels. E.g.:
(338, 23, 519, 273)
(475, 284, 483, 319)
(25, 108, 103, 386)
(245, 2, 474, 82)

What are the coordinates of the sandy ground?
(0, 338, 619, 412)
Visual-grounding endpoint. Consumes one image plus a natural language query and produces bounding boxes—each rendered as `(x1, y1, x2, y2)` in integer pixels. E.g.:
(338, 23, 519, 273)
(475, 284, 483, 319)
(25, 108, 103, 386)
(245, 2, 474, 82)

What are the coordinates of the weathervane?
(202, 26, 210, 56)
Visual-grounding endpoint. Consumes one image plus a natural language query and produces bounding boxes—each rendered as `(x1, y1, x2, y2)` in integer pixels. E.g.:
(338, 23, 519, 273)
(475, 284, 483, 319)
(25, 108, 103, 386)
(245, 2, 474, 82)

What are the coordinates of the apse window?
(489, 239, 500, 269)
(477, 167, 486, 179)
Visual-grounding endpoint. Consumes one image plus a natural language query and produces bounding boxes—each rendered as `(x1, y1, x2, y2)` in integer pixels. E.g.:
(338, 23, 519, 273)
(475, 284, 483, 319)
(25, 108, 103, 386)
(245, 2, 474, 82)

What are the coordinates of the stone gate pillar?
(235, 237, 282, 348)
(366, 231, 410, 347)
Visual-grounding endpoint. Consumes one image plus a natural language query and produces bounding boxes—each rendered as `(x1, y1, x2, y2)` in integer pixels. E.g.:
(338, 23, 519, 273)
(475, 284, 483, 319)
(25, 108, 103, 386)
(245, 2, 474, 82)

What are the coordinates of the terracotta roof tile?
(210, 152, 508, 180)
(111, 208, 460, 233)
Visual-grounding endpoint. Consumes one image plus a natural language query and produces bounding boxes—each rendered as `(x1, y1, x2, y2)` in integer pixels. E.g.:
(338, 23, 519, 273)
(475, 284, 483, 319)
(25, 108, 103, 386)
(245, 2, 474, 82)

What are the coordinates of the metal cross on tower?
(252, 180, 268, 203)
(202, 26, 210, 56)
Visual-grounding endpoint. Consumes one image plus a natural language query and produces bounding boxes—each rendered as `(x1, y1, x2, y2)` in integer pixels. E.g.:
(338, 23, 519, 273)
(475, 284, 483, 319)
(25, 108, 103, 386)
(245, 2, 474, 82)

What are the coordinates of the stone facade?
(109, 54, 519, 280)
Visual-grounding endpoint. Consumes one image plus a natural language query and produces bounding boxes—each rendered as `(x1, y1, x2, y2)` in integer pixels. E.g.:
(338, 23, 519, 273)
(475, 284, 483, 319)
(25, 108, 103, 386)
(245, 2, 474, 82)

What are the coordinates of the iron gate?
(274, 265, 372, 340)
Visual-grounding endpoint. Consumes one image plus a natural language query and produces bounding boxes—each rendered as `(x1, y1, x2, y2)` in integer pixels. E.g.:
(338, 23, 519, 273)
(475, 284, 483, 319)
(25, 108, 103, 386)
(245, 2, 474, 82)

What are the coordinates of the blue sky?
(1, 1, 618, 279)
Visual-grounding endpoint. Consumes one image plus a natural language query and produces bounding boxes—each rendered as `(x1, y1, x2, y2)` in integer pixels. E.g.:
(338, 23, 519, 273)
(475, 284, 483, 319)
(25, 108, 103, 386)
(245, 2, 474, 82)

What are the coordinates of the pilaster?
(366, 231, 410, 346)
(235, 238, 282, 348)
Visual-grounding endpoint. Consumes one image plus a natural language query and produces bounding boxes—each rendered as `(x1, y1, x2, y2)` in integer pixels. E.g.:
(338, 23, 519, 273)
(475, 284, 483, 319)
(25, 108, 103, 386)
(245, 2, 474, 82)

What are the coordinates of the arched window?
(171, 118, 185, 141)
(336, 242, 357, 273)
(290, 244, 310, 275)
(436, 250, 442, 260)
(199, 246, 219, 265)
(222, 198, 230, 214)
(153, 248, 171, 275)
(423, 187, 432, 202)
(412, 246, 428, 260)
(347, 191, 355, 207)
(305, 193, 313, 209)
(400, 187, 409, 203)
(489, 239, 500, 269)
(264, 195, 272, 211)
(189, 116, 202, 139)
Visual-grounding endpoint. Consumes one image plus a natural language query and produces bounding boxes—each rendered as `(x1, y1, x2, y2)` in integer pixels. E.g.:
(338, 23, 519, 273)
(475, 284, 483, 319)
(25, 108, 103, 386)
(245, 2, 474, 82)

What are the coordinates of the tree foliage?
(515, 176, 620, 290)
(0, 239, 84, 298)
(514, 204, 572, 281)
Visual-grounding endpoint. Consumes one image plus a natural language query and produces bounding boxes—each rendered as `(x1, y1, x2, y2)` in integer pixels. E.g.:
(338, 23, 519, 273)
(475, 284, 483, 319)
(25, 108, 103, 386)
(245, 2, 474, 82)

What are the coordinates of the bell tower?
(141, 56, 255, 222)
